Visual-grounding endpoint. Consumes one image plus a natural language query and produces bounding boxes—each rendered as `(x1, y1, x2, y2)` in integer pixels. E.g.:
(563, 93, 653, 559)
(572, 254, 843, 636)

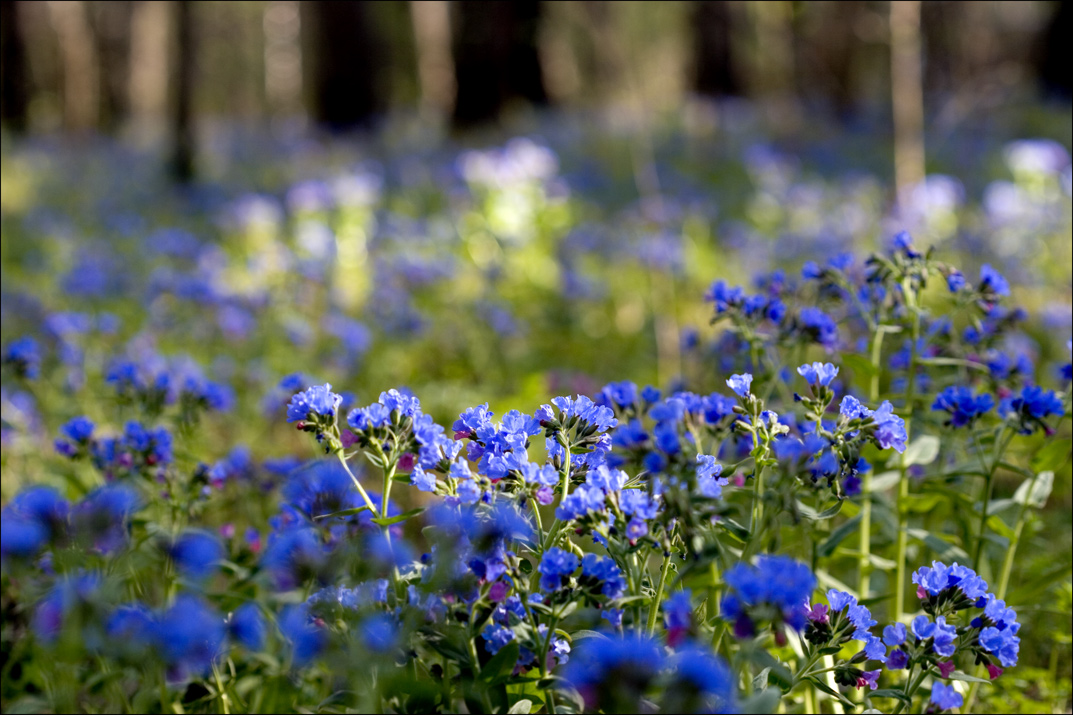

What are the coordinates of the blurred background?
(1, 1, 1070, 180)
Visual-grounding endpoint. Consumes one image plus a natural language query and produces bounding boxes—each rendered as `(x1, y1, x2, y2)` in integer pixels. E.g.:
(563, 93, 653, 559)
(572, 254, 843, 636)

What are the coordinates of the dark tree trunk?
(693, 1, 738, 97)
(170, 0, 195, 183)
(88, 1, 134, 132)
(1039, 0, 1072, 100)
(301, 0, 380, 131)
(452, 0, 547, 129)
(0, 0, 30, 132)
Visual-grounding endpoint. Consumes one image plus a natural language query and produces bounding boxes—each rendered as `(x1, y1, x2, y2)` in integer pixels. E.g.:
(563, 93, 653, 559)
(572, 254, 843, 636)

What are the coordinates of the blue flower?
(362, 613, 398, 653)
(3, 336, 42, 379)
(168, 530, 224, 581)
(599, 381, 639, 409)
(282, 461, 362, 521)
(61, 416, 95, 443)
(932, 387, 994, 427)
(911, 615, 957, 657)
(556, 484, 606, 521)
(151, 595, 226, 679)
(539, 548, 579, 591)
(947, 271, 966, 293)
(287, 384, 342, 423)
(827, 589, 856, 613)
(930, 682, 963, 711)
(664, 590, 694, 644)
(839, 395, 870, 420)
(798, 307, 839, 349)
(667, 646, 736, 712)
(1000, 385, 1064, 433)
(863, 635, 887, 663)
(1, 512, 48, 560)
(726, 373, 753, 398)
(979, 625, 1019, 668)
(887, 648, 908, 670)
(410, 465, 437, 493)
(723, 556, 816, 635)
(563, 633, 665, 711)
(979, 264, 1010, 297)
(883, 622, 906, 647)
(893, 231, 921, 258)
(229, 603, 266, 650)
(871, 401, 907, 452)
(797, 362, 839, 387)
(9, 486, 69, 539)
(279, 604, 326, 666)
(481, 623, 515, 654)
(705, 281, 745, 313)
(71, 484, 140, 553)
(581, 554, 626, 600)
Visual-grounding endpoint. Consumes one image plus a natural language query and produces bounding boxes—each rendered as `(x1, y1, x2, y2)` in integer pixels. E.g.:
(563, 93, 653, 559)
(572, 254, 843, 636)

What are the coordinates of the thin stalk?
(972, 426, 1014, 572)
(996, 467, 1041, 600)
(858, 325, 888, 598)
(892, 665, 930, 715)
(894, 280, 921, 623)
(647, 552, 674, 634)
(213, 664, 231, 715)
(335, 451, 379, 514)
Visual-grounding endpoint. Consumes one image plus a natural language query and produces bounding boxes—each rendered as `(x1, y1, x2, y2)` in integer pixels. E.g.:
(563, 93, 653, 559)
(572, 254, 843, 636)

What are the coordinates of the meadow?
(1, 109, 1071, 713)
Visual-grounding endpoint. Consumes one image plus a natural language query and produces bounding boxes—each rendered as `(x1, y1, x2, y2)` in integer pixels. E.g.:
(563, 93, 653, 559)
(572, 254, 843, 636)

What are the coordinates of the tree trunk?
(692, 1, 739, 97)
(1039, 0, 1072, 100)
(86, 1, 135, 132)
(410, 0, 455, 119)
(170, 0, 195, 183)
(301, 0, 380, 131)
(47, 0, 101, 132)
(0, 1, 30, 132)
(452, 0, 547, 129)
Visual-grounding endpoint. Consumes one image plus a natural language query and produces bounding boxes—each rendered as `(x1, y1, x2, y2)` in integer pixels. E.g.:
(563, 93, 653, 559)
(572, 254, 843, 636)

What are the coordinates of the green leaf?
(508, 699, 534, 714)
(907, 529, 969, 561)
(815, 501, 844, 520)
(1013, 471, 1054, 509)
(946, 671, 991, 684)
(738, 688, 781, 715)
(841, 353, 878, 379)
(868, 471, 901, 492)
(481, 642, 521, 683)
(313, 505, 371, 521)
(890, 435, 941, 468)
(807, 677, 857, 708)
(370, 507, 426, 527)
(569, 630, 608, 642)
(1031, 439, 1072, 473)
(867, 688, 911, 703)
(817, 514, 862, 559)
(752, 667, 771, 691)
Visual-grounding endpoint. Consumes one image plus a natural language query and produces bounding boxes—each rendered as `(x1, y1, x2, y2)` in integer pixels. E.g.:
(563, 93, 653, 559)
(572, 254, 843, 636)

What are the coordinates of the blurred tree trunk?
(410, 0, 456, 119)
(88, 1, 134, 131)
(47, 0, 100, 132)
(0, 1, 30, 132)
(170, 0, 195, 182)
(891, 0, 924, 205)
(129, 0, 170, 141)
(1039, 0, 1072, 99)
(692, 1, 739, 97)
(452, 0, 547, 129)
(747, 0, 799, 133)
(301, 1, 380, 131)
(264, 0, 304, 117)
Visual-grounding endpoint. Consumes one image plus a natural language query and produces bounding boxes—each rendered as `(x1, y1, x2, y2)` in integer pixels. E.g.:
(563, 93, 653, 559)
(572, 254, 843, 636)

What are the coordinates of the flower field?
(1, 115, 1071, 714)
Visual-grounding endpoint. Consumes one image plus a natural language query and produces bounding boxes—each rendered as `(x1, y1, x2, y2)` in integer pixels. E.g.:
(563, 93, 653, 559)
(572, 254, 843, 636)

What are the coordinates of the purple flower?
(887, 649, 908, 670)
(856, 669, 881, 690)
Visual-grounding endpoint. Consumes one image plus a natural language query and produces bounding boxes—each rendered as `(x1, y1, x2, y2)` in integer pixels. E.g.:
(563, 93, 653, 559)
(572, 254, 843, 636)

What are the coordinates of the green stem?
(543, 439, 573, 551)
(894, 282, 920, 623)
(972, 426, 1014, 572)
(858, 325, 889, 598)
(996, 467, 1040, 600)
(335, 451, 379, 514)
(213, 664, 231, 715)
(891, 665, 930, 715)
(647, 552, 674, 634)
